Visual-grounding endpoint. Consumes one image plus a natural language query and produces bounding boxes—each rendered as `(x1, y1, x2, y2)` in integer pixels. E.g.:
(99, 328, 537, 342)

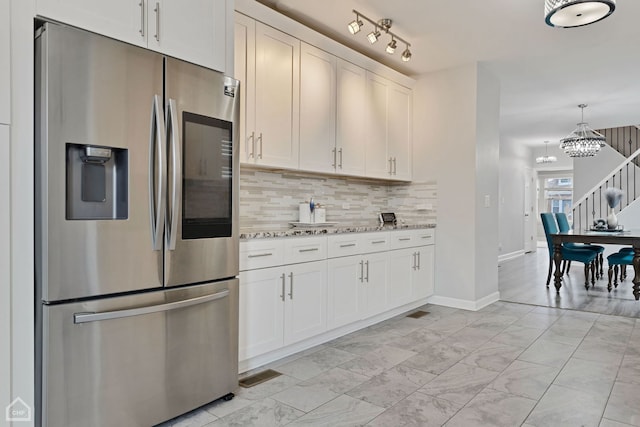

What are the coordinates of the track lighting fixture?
(367, 27, 381, 44)
(386, 38, 397, 54)
(401, 45, 412, 62)
(348, 13, 363, 35)
(347, 10, 412, 62)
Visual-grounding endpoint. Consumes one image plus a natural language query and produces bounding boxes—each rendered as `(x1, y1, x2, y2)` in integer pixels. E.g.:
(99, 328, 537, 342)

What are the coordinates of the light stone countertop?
(239, 223, 436, 240)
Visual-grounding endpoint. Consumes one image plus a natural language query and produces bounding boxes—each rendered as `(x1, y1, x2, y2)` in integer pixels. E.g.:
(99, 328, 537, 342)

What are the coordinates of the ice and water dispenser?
(66, 144, 128, 220)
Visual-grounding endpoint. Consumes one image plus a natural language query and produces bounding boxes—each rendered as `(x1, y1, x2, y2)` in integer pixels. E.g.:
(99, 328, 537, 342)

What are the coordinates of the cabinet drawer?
(284, 236, 327, 264)
(389, 230, 417, 250)
(240, 239, 285, 271)
(361, 232, 389, 253)
(415, 229, 435, 246)
(327, 234, 362, 258)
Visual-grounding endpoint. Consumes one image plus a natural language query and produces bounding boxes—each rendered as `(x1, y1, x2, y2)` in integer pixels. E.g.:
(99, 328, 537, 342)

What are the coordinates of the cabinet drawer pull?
(288, 272, 294, 299)
(153, 2, 160, 41)
(359, 260, 364, 282)
(399, 238, 411, 241)
(372, 240, 386, 244)
(417, 251, 421, 269)
(421, 235, 432, 239)
(298, 248, 319, 253)
(339, 243, 356, 248)
(365, 260, 370, 282)
(247, 252, 273, 258)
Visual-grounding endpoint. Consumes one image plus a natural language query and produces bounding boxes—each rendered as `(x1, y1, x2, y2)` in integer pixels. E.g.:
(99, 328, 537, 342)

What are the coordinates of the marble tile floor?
(157, 301, 640, 427)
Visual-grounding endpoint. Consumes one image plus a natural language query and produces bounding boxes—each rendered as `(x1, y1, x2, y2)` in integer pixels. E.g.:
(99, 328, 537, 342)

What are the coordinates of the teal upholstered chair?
(554, 212, 605, 278)
(541, 213, 598, 289)
(607, 250, 634, 292)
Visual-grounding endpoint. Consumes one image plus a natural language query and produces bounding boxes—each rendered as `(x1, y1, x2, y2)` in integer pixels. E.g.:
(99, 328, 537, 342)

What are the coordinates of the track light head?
(386, 38, 397, 54)
(401, 47, 412, 62)
(367, 28, 381, 44)
(348, 15, 363, 35)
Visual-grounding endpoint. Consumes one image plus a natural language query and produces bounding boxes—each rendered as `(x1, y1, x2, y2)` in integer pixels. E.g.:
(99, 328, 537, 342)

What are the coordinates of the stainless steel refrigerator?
(35, 22, 240, 427)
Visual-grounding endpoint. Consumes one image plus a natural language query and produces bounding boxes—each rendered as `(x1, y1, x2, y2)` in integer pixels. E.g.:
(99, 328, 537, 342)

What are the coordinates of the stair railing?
(572, 146, 640, 231)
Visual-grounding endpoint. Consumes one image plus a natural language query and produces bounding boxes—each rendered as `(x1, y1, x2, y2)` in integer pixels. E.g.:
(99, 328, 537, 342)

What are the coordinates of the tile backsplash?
(240, 168, 437, 231)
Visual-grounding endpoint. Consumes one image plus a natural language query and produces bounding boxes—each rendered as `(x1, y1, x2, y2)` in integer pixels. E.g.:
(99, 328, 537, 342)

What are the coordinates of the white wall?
(8, 1, 36, 425)
(573, 144, 624, 200)
(498, 139, 531, 257)
(413, 62, 500, 309)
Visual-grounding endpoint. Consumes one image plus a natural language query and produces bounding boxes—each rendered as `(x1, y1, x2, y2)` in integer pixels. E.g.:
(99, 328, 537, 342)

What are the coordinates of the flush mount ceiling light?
(536, 141, 558, 164)
(545, 0, 616, 28)
(559, 104, 606, 157)
(348, 10, 412, 62)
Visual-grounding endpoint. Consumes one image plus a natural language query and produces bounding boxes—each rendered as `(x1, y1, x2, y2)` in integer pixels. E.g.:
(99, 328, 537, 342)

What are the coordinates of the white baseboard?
(498, 250, 525, 263)
(428, 291, 500, 312)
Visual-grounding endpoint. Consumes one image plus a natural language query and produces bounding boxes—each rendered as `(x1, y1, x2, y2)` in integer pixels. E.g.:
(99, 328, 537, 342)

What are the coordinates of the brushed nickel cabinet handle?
(288, 272, 294, 299)
(154, 2, 160, 41)
(280, 273, 286, 301)
(299, 248, 319, 253)
(372, 240, 386, 244)
(247, 252, 273, 258)
(340, 243, 356, 248)
(338, 148, 343, 168)
(139, 1, 145, 37)
(359, 260, 364, 282)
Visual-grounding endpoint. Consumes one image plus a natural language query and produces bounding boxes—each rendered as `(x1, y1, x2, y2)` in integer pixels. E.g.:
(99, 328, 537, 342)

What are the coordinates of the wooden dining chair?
(554, 212, 604, 279)
(541, 213, 598, 289)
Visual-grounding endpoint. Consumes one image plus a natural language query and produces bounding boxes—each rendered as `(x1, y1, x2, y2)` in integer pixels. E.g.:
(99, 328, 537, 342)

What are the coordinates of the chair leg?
(546, 257, 553, 288)
(608, 265, 613, 292)
(584, 263, 590, 289)
(599, 253, 604, 278)
(591, 261, 596, 285)
(622, 265, 627, 281)
(614, 265, 620, 288)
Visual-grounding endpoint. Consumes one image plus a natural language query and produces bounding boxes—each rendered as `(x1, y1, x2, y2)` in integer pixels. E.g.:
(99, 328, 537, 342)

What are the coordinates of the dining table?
(551, 230, 640, 300)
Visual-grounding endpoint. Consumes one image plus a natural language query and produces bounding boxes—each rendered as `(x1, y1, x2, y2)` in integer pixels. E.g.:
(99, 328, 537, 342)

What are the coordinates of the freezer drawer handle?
(73, 290, 230, 324)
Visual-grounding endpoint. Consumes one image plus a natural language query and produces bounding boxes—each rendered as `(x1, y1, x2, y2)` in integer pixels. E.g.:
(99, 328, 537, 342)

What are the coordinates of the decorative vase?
(607, 207, 618, 229)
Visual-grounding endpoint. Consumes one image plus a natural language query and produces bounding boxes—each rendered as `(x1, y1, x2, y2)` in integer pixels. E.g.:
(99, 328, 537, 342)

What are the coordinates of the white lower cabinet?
(240, 229, 434, 363)
(387, 248, 414, 309)
(239, 260, 327, 361)
(327, 255, 363, 329)
(413, 245, 435, 300)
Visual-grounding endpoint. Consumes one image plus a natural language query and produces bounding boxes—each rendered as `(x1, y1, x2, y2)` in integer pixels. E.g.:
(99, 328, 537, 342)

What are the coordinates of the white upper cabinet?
(365, 72, 390, 179)
(336, 59, 366, 176)
(35, 0, 228, 71)
(365, 72, 412, 181)
(0, 0, 9, 124)
(299, 43, 336, 174)
(236, 15, 300, 169)
(388, 82, 412, 181)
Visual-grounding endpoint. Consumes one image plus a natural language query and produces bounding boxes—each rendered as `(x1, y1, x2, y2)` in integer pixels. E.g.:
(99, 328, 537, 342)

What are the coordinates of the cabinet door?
(254, 22, 300, 168)
(365, 72, 390, 179)
(388, 82, 412, 181)
(413, 245, 435, 300)
(336, 59, 366, 176)
(387, 248, 414, 309)
(151, 0, 227, 72)
(299, 43, 336, 174)
(238, 267, 285, 360)
(284, 260, 327, 345)
(234, 13, 256, 163)
(327, 256, 364, 329)
(363, 252, 388, 318)
(36, 0, 147, 48)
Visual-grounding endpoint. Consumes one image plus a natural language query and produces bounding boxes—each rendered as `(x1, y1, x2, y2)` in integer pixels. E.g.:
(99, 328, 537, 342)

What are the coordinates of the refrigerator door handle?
(74, 289, 230, 324)
(166, 98, 181, 250)
(149, 94, 166, 251)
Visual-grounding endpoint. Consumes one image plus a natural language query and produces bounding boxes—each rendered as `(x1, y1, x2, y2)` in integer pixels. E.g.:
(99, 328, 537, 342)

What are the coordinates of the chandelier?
(536, 141, 558, 164)
(559, 104, 606, 157)
(545, 0, 616, 28)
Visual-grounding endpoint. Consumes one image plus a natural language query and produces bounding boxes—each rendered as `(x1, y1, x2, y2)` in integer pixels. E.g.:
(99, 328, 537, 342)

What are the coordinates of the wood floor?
(499, 248, 640, 318)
